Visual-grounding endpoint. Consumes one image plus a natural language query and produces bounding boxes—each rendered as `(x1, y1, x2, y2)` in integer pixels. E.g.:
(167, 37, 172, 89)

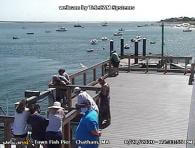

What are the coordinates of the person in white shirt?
(13, 99, 30, 140)
(74, 87, 99, 114)
(46, 101, 65, 148)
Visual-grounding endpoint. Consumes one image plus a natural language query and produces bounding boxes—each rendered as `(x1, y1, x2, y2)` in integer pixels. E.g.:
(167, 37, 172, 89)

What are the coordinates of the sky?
(0, 0, 195, 22)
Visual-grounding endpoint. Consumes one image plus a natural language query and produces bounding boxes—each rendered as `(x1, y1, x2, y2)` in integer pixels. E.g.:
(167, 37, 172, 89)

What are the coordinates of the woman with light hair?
(46, 101, 65, 148)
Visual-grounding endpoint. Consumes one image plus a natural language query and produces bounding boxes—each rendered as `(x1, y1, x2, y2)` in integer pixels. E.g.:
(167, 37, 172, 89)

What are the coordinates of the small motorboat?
(183, 27, 192, 32)
(56, 27, 67, 32)
(101, 37, 108, 41)
(118, 28, 124, 31)
(45, 30, 51, 33)
(13, 36, 19, 39)
(86, 49, 94, 52)
(131, 38, 136, 42)
(113, 32, 123, 36)
(74, 24, 83, 27)
(150, 41, 156, 44)
(124, 44, 130, 49)
(26, 32, 34, 35)
(102, 22, 108, 26)
(90, 39, 98, 45)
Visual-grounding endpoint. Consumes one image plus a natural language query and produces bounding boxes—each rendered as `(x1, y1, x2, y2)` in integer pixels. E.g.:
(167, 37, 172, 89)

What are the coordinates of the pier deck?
(100, 72, 192, 148)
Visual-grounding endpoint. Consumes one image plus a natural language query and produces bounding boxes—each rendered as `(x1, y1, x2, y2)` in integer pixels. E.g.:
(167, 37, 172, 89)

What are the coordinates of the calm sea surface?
(0, 22, 195, 115)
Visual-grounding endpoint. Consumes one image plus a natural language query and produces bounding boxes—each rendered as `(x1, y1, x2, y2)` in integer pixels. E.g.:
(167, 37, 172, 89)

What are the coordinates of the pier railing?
(0, 59, 111, 148)
(120, 55, 192, 74)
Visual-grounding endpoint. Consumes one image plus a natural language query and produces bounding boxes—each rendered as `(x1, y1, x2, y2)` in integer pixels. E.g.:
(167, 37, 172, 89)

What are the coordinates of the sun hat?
(74, 87, 81, 94)
(48, 101, 63, 109)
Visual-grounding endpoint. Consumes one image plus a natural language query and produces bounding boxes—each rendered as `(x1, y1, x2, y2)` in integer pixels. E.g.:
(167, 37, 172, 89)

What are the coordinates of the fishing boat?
(13, 36, 19, 39)
(74, 24, 83, 27)
(26, 32, 34, 35)
(90, 39, 98, 45)
(56, 27, 67, 32)
(102, 22, 108, 27)
(124, 44, 130, 49)
(101, 37, 108, 41)
(183, 27, 192, 32)
(118, 28, 124, 31)
(150, 41, 156, 44)
(113, 32, 123, 36)
(45, 30, 51, 33)
(86, 49, 94, 52)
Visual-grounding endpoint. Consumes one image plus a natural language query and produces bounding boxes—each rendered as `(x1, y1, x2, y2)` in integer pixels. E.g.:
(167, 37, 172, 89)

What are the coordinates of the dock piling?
(120, 38, 124, 57)
(143, 38, 146, 56)
(110, 40, 114, 56)
(134, 41, 139, 64)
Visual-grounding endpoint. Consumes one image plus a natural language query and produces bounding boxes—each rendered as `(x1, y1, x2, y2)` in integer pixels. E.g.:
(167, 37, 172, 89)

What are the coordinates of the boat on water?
(101, 37, 108, 41)
(45, 30, 51, 33)
(90, 39, 98, 45)
(26, 32, 34, 35)
(113, 32, 123, 36)
(56, 27, 67, 32)
(124, 44, 130, 49)
(102, 22, 108, 27)
(150, 41, 156, 44)
(13, 36, 19, 40)
(74, 24, 83, 28)
(86, 49, 94, 52)
(183, 27, 192, 32)
(118, 28, 124, 31)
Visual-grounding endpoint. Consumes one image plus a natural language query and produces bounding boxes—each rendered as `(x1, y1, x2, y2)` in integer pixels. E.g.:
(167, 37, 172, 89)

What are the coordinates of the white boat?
(90, 39, 98, 45)
(150, 41, 156, 44)
(101, 37, 108, 41)
(56, 27, 67, 32)
(102, 22, 108, 27)
(183, 27, 192, 32)
(113, 32, 123, 36)
(118, 28, 124, 31)
(86, 49, 94, 52)
(124, 44, 130, 49)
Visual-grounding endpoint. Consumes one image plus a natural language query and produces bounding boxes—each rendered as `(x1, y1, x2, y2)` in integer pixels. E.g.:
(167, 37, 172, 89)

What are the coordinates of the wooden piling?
(110, 40, 114, 57)
(143, 38, 146, 56)
(134, 41, 139, 64)
(120, 38, 124, 57)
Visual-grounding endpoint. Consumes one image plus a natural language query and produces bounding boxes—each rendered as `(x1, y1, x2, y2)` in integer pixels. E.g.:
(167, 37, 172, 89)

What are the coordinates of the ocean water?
(0, 22, 195, 115)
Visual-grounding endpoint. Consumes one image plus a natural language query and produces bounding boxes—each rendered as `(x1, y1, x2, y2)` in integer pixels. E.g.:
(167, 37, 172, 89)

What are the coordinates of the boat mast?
(161, 22, 164, 58)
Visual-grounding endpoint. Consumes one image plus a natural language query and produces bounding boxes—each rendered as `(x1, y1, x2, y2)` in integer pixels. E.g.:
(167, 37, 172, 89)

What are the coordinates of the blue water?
(0, 22, 195, 115)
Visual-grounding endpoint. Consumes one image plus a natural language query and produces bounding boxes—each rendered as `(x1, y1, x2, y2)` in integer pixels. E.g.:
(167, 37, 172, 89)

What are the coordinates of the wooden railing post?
(4, 120, 12, 148)
(93, 68, 96, 81)
(48, 88, 56, 107)
(66, 88, 72, 110)
(145, 58, 149, 73)
(189, 63, 195, 85)
(63, 122, 71, 148)
(128, 55, 131, 72)
(184, 58, 188, 75)
(83, 73, 86, 85)
(101, 65, 104, 76)
(108, 61, 112, 76)
(164, 57, 167, 74)
(71, 78, 75, 85)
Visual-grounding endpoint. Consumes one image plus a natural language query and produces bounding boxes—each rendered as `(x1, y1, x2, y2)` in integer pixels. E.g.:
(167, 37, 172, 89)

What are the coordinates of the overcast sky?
(0, 0, 194, 22)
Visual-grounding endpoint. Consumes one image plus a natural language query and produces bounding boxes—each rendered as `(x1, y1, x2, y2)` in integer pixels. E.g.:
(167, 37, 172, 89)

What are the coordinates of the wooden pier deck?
(99, 72, 192, 148)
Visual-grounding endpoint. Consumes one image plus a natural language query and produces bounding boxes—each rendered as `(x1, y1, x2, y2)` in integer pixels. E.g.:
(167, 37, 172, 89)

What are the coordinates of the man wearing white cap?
(74, 87, 99, 114)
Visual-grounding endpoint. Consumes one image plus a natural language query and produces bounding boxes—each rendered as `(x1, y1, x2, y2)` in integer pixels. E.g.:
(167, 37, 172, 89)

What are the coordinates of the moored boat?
(113, 32, 123, 36)
(56, 27, 67, 32)
(90, 39, 98, 45)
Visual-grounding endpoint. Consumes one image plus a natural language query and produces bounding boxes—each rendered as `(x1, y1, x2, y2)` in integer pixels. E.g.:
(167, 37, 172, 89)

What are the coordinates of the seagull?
(80, 63, 87, 69)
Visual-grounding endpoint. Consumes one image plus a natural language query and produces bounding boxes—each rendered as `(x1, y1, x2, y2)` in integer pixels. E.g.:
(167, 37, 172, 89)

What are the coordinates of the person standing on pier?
(13, 99, 30, 142)
(98, 77, 111, 129)
(110, 50, 120, 76)
(46, 101, 65, 148)
(27, 104, 48, 148)
(75, 101, 101, 148)
(74, 87, 99, 114)
(50, 68, 71, 105)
